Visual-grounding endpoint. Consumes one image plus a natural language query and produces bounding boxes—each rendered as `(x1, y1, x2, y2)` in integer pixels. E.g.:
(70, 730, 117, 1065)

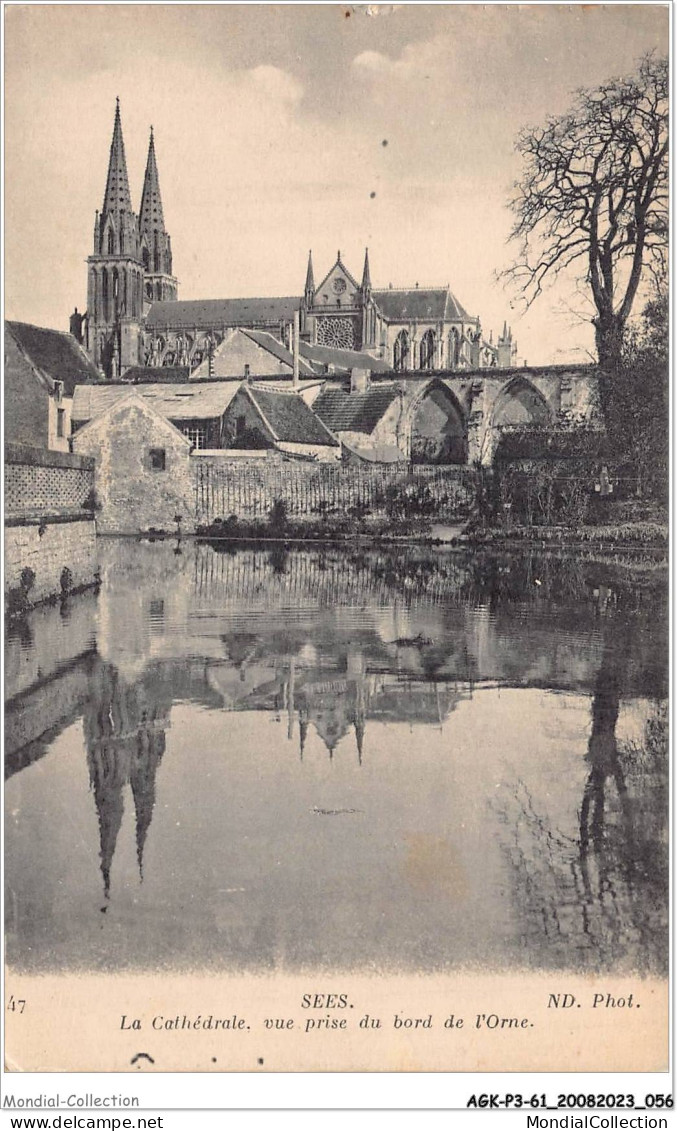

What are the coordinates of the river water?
(5, 538, 668, 976)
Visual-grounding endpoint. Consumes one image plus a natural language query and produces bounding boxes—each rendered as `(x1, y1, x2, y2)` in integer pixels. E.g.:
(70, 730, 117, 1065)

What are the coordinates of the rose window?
(316, 316, 356, 349)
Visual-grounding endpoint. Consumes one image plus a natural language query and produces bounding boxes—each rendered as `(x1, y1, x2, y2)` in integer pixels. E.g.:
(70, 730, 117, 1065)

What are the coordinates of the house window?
(182, 425, 208, 450)
(149, 448, 166, 471)
(56, 408, 65, 438)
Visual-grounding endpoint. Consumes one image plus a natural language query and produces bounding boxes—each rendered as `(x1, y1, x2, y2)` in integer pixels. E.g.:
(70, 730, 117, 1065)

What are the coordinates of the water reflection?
(5, 539, 668, 974)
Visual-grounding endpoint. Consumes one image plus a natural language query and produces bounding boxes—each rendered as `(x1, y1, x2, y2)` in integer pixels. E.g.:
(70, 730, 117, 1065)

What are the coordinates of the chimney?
(292, 310, 300, 390)
(350, 367, 370, 394)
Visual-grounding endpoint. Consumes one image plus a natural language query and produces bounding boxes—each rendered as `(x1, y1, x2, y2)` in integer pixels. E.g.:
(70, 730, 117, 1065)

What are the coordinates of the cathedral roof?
(373, 287, 472, 323)
(146, 296, 301, 330)
(6, 321, 101, 395)
(312, 385, 399, 435)
(244, 386, 340, 447)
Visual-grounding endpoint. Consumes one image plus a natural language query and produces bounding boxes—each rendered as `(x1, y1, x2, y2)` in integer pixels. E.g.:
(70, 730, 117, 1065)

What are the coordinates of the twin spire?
(101, 99, 167, 238)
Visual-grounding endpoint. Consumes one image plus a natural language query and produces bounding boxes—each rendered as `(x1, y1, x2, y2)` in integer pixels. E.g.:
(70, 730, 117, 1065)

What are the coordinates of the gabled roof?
(244, 386, 339, 446)
(312, 386, 399, 434)
(241, 329, 317, 376)
(72, 381, 240, 423)
(146, 297, 301, 330)
(72, 390, 192, 447)
(373, 287, 472, 323)
(299, 342, 392, 373)
(6, 321, 101, 395)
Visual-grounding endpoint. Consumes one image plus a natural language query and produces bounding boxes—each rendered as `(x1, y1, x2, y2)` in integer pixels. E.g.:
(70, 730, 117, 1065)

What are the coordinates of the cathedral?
(72, 101, 515, 379)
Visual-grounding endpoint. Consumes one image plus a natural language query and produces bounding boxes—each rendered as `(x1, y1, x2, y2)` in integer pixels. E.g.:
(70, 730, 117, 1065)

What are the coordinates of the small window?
(244, 364, 250, 379)
(56, 408, 65, 438)
(149, 448, 166, 471)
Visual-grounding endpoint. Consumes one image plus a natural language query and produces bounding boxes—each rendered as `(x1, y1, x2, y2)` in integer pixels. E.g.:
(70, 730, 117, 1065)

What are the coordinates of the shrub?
(268, 499, 288, 534)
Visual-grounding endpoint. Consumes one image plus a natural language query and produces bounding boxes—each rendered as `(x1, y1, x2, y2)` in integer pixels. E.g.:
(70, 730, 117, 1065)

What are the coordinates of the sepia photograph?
(3, 2, 669, 1077)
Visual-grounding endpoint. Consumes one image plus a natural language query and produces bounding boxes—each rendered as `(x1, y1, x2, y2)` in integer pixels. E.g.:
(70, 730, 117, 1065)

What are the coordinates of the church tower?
(139, 127, 178, 306)
(85, 99, 144, 378)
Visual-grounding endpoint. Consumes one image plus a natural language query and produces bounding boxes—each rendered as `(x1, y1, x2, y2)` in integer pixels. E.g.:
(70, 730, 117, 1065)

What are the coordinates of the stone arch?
(394, 329, 409, 371)
(419, 329, 435, 371)
(492, 376, 551, 429)
(408, 379, 467, 465)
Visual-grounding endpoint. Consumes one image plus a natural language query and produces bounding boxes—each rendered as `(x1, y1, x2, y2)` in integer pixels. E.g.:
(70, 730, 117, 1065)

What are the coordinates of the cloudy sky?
(5, 3, 668, 363)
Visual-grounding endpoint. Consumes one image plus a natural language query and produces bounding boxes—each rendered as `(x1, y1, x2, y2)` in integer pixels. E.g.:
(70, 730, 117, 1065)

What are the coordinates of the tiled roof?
(146, 297, 301, 330)
(247, 386, 339, 446)
(241, 329, 317, 376)
(121, 366, 190, 382)
(373, 288, 472, 323)
(312, 386, 399, 434)
(72, 381, 240, 423)
(299, 342, 392, 373)
(6, 321, 101, 395)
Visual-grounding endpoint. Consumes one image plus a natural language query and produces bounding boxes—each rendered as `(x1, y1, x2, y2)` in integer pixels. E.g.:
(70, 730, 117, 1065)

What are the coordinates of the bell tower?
(139, 126, 178, 307)
(85, 99, 144, 378)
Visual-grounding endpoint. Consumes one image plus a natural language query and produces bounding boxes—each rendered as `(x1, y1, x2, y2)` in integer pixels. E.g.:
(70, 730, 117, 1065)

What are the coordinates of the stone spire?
(139, 126, 165, 237)
(361, 247, 372, 292)
(102, 98, 133, 219)
(304, 250, 315, 301)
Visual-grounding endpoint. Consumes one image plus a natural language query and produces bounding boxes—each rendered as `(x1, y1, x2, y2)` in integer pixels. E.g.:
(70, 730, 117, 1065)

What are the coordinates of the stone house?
(221, 385, 340, 460)
(5, 321, 101, 451)
(72, 391, 194, 533)
(312, 384, 409, 462)
(189, 328, 318, 380)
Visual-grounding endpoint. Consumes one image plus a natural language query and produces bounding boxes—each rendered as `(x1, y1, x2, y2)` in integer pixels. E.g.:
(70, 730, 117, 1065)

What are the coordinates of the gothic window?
(102, 271, 109, 320)
(107, 229, 114, 255)
(449, 328, 460, 368)
(156, 282, 162, 300)
(146, 282, 153, 300)
(142, 247, 150, 271)
(120, 231, 125, 254)
(393, 329, 409, 371)
(163, 351, 176, 366)
(316, 316, 356, 350)
(419, 330, 435, 371)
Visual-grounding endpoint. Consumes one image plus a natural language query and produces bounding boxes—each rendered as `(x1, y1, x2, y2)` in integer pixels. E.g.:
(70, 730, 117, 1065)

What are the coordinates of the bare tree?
(504, 55, 668, 372)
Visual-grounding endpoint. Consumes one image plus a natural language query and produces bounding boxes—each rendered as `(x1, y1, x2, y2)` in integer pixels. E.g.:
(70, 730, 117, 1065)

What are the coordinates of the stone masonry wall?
(5, 517, 98, 604)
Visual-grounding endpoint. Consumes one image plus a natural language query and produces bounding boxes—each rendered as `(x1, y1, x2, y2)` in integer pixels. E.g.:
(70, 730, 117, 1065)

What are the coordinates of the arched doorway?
(410, 381, 467, 464)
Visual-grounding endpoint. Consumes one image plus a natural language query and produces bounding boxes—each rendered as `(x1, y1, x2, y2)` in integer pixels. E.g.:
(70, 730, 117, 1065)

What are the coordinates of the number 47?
(7, 995, 26, 1014)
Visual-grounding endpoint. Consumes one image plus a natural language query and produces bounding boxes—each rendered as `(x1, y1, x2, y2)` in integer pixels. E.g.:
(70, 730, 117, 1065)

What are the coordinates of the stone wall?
(5, 444, 99, 608)
(5, 516, 98, 604)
